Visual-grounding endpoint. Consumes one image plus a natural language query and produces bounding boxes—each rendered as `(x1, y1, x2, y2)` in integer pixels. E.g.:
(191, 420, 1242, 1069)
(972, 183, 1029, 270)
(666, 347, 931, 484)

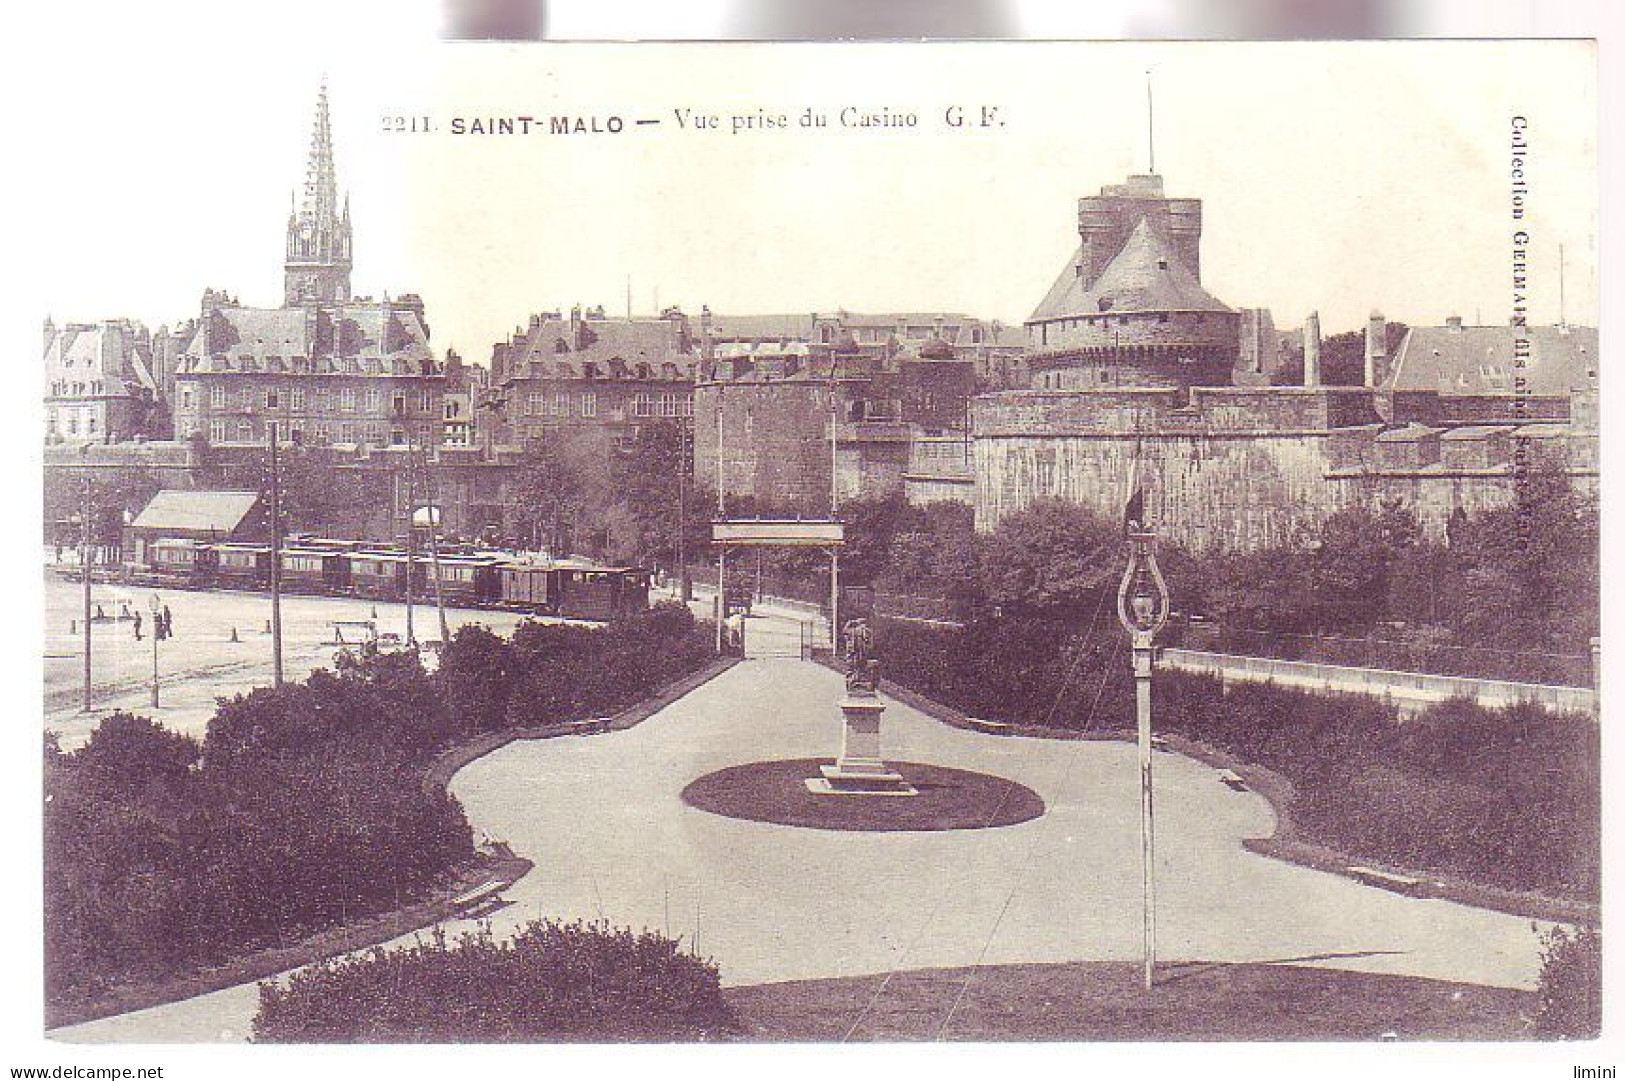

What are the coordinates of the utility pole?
(416, 418, 451, 645)
(714, 381, 726, 653)
(828, 363, 840, 651)
(402, 433, 417, 646)
(1117, 515, 1170, 992)
(269, 423, 285, 688)
(80, 464, 92, 713)
(676, 418, 691, 602)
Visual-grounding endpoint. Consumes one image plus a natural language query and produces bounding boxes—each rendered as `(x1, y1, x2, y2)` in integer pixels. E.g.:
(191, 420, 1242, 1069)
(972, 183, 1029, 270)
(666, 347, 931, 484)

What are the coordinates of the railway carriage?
(279, 546, 354, 593)
(144, 539, 218, 584)
(424, 555, 503, 607)
(210, 543, 273, 589)
(349, 550, 427, 601)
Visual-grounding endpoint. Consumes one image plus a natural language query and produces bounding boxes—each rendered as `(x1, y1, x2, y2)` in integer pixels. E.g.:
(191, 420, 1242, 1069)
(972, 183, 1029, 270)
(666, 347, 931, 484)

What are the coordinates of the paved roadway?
(55, 604, 1555, 1043)
(42, 573, 541, 749)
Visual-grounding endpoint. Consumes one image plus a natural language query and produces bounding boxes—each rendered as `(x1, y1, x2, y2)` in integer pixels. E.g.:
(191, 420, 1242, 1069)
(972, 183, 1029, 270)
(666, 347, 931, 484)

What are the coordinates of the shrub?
(1535, 926, 1601, 1038)
(254, 920, 736, 1042)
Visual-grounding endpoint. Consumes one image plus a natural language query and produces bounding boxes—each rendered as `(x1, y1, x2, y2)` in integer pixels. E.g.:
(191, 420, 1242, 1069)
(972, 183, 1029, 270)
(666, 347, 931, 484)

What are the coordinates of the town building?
(43, 318, 170, 444)
(486, 305, 698, 454)
(170, 85, 467, 451)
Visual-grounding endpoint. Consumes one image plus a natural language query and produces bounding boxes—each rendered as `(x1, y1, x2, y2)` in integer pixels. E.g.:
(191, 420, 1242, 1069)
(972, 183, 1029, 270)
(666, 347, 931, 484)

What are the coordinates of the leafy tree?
(978, 499, 1122, 616)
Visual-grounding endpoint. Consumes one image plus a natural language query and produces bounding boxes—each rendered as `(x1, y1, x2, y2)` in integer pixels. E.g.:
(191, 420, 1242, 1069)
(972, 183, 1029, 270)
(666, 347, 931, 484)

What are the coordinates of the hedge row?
(45, 602, 716, 1020)
(253, 920, 735, 1042)
(874, 614, 1600, 901)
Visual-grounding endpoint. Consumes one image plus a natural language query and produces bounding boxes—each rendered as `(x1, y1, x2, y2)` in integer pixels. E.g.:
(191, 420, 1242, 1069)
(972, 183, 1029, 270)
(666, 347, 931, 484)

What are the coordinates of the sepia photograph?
(14, 5, 1611, 1073)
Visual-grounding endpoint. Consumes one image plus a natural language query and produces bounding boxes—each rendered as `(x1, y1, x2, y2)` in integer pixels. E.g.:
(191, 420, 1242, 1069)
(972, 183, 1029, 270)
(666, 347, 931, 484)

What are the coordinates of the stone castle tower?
(1025, 172, 1240, 392)
(283, 83, 353, 306)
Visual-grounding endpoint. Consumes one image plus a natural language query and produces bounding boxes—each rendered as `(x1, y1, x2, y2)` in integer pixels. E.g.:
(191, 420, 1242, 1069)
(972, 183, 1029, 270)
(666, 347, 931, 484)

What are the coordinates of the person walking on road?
(161, 605, 173, 639)
(132, 610, 143, 641)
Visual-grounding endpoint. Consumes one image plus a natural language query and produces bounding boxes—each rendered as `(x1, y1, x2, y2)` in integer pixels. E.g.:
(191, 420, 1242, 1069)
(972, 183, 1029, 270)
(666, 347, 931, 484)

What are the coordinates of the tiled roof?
(1029, 218, 1232, 323)
(178, 301, 435, 375)
(131, 490, 260, 533)
(503, 316, 695, 382)
(1386, 324, 1598, 395)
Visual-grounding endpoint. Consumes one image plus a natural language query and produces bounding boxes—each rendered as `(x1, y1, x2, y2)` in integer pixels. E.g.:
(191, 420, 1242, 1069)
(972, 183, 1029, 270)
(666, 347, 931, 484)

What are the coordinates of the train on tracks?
(113, 535, 650, 621)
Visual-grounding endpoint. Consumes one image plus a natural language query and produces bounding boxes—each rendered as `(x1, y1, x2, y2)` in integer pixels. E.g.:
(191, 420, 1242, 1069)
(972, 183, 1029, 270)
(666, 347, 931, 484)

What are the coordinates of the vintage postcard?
(25, 19, 1603, 1070)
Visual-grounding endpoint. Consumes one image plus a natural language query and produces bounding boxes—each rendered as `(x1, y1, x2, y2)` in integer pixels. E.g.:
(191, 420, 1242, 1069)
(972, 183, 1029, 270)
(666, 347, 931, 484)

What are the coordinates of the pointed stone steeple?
(283, 81, 353, 306)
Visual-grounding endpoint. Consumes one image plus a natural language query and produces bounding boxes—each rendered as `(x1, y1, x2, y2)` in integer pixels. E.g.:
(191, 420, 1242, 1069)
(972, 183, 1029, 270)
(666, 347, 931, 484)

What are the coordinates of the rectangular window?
(180, 386, 195, 410)
(290, 387, 306, 410)
(210, 419, 227, 443)
(527, 391, 544, 416)
(419, 389, 432, 412)
(317, 387, 332, 411)
(241, 386, 255, 409)
(681, 396, 694, 417)
(391, 429, 406, 446)
(632, 392, 654, 417)
(579, 391, 597, 417)
(210, 384, 226, 408)
(367, 388, 383, 413)
(553, 392, 569, 417)
(659, 393, 679, 417)
(237, 420, 253, 442)
(341, 422, 357, 443)
(266, 389, 280, 409)
(340, 388, 357, 412)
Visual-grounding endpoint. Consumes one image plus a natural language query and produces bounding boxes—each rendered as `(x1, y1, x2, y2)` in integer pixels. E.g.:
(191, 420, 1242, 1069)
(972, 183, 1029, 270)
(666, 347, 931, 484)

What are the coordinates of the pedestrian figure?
(162, 605, 173, 639)
(133, 611, 143, 641)
(95, 603, 105, 621)
(119, 601, 131, 621)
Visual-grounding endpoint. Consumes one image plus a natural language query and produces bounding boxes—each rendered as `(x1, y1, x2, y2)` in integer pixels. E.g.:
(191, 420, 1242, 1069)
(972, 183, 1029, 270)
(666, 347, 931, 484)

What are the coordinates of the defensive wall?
(971, 386, 1596, 551)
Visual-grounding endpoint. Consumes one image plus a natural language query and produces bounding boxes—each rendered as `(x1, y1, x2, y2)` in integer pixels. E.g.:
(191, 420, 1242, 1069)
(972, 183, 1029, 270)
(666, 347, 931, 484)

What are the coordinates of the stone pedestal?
(805, 690, 917, 796)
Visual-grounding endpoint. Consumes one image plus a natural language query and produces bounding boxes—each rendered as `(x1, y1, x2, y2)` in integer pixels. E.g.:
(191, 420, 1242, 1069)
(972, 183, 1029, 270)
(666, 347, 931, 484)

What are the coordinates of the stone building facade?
(486, 305, 698, 454)
(43, 318, 170, 444)
(170, 86, 466, 451)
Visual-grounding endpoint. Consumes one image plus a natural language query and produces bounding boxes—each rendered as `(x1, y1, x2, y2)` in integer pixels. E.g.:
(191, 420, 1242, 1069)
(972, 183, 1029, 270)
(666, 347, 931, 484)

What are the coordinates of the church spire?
(300, 80, 339, 225)
(284, 80, 353, 306)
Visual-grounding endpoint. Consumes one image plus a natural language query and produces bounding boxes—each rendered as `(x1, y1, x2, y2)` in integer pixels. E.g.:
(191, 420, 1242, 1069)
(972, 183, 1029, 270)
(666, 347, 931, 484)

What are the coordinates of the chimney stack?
(1364, 310, 1388, 387)
(1446, 315, 1463, 332)
(1303, 311, 1322, 387)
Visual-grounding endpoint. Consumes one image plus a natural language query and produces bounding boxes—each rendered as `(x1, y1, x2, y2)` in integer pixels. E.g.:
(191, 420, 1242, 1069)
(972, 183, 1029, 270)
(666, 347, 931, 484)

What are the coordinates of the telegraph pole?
(676, 419, 691, 602)
(715, 381, 726, 653)
(80, 466, 92, 713)
(269, 423, 285, 687)
(403, 434, 417, 646)
(417, 418, 451, 645)
(828, 361, 840, 650)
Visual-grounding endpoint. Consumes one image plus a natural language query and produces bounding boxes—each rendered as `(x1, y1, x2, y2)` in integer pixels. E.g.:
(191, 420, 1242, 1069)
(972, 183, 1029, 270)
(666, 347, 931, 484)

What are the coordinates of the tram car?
(211, 543, 273, 589)
(278, 544, 355, 594)
(349, 550, 429, 601)
(144, 538, 218, 585)
(496, 563, 555, 613)
(550, 563, 651, 621)
(424, 555, 503, 607)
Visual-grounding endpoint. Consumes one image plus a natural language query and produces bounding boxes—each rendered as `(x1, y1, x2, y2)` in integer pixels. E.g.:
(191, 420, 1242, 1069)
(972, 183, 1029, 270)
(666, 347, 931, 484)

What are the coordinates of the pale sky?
(17, 4, 1597, 363)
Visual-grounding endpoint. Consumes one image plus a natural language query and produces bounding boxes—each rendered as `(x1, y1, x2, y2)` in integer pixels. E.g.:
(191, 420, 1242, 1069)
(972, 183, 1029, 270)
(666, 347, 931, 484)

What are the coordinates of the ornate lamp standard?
(1117, 514, 1170, 992)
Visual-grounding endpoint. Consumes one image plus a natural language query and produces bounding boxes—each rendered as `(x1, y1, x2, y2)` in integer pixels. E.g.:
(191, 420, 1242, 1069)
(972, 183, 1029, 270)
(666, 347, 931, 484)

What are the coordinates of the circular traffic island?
(681, 758, 1045, 832)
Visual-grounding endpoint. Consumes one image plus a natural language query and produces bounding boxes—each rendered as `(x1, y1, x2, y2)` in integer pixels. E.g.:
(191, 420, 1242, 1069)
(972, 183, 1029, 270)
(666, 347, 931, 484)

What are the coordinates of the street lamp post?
(148, 592, 163, 708)
(1117, 517, 1170, 992)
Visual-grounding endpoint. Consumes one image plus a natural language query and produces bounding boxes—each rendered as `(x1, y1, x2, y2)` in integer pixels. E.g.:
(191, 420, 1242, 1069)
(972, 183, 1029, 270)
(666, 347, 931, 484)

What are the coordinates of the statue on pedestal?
(842, 617, 878, 694)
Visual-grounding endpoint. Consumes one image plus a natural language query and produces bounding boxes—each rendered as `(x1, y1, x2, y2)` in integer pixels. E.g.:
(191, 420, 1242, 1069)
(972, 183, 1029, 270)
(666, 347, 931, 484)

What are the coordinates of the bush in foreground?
(254, 920, 736, 1043)
(1535, 926, 1601, 1039)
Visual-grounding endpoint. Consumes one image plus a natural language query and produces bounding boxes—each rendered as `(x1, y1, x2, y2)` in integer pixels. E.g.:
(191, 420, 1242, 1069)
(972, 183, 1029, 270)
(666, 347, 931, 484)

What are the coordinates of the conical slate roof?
(1030, 218, 1231, 322)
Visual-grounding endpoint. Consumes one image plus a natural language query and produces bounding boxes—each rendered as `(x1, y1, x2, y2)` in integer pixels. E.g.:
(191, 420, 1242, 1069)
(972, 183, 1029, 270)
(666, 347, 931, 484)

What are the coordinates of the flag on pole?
(1124, 486, 1145, 535)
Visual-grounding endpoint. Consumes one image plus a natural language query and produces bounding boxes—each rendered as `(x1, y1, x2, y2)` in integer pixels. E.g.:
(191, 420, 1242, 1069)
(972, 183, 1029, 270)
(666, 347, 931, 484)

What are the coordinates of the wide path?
(43, 574, 542, 748)
(57, 626, 1554, 1042)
